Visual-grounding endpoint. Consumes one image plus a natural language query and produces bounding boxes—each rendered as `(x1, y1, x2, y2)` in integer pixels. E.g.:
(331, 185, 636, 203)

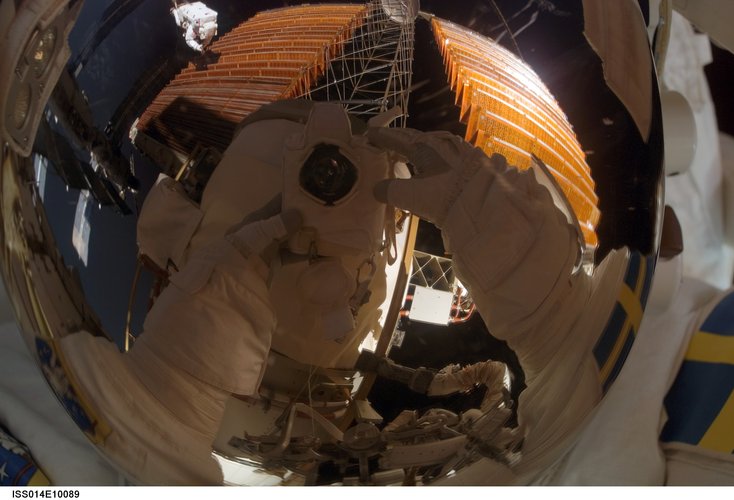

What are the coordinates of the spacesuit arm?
(442, 160, 586, 381)
(137, 211, 302, 395)
(185, 24, 203, 52)
(368, 128, 586, 379)
(57, 212, 302, 485)
(369, 128, 595, 477)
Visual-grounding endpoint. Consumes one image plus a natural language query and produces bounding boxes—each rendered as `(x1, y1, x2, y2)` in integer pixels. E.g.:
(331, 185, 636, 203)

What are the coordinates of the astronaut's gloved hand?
(226, 209, 302, 264)
(187, 40, 203, 52)
(369, 128, 591, 484)
(368, 127, 507, 229)
(368, 126, 579, 341)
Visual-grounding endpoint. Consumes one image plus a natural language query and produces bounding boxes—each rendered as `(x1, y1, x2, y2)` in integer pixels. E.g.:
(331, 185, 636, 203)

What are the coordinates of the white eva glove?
(226, 208, 302, 262)
(368, 127, 510, 228)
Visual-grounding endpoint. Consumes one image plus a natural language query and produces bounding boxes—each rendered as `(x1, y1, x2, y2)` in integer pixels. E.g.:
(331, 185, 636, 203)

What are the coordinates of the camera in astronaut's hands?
(299, 144, 359, 206)
(282, 103, 391, 258)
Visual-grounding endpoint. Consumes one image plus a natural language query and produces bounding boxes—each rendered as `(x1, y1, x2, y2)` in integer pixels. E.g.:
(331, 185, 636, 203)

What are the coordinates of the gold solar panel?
(432, 18, 599, 249)
(137, 4, 369, 154)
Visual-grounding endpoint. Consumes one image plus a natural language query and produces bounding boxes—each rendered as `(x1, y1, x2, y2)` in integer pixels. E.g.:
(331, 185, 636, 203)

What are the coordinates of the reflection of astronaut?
(59, 101, 609, 484)
(366, 127, 624, 484)
(52, 91, 734, 484)
(171, 1, 217, 53)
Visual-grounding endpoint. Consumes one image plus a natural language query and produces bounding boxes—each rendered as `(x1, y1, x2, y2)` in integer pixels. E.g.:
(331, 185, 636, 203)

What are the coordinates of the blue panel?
(660, 361, 734, 445)
(594, 302, 627, 369)
(602, 326, 635, 394)
(34, 337, 96, 433)
(639, 255, 656, 308)
(0, 428, 40, 486)
(700, 291, 734, 337)
(623, 252, 641, 290)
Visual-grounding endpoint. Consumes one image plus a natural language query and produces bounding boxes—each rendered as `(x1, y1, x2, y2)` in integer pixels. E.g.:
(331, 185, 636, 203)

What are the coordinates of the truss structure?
(297, 0, 416, 127)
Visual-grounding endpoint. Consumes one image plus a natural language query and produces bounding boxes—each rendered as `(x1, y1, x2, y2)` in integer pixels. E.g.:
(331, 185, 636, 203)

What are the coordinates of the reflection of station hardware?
(400, 251, 476, 325)
(34, 120, 132, 214)
(49, 68, 140, 193)
(0, 0, 85, 156)
(224, 349, 519, 484)
(227, 394, 518, 485)
(380, 0, 420, 24)
(356, 349, 436, 394)
(173, 143, 221, 203)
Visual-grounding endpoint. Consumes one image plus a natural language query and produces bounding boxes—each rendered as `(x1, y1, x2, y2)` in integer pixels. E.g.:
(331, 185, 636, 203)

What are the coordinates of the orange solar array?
(137, 4, 369, 154)
(432, 18, 600, 249)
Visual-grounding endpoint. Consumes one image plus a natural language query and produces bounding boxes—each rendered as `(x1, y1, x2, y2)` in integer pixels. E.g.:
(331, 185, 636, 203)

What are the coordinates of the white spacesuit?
(2, 0, 733, 488)
(171, 1, 217, 53)
(8, 92, 734, 486)
(55, 96, 626, 484)
(61, 211, 302, 485)
(366, 127, 628, 484)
